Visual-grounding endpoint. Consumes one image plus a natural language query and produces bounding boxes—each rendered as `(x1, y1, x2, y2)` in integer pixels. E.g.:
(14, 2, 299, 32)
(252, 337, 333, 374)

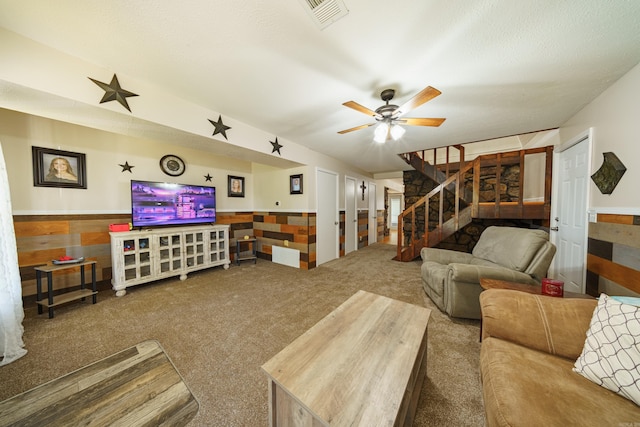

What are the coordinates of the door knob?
(550, 227, 559, 231)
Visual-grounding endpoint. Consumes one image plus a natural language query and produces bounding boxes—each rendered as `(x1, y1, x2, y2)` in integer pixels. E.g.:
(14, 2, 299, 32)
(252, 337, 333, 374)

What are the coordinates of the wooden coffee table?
(262, 290, 431, 427)
(480, 278, 593, 299)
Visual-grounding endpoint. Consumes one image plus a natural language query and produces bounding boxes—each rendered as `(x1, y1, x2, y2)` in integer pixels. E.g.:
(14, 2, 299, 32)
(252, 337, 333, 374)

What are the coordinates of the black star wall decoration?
(119, 161, 134, 173)
(209, 115, 231, 140)
(270, 137, 283, 155)
(88, 74, 138, 112)
(204, 173, 213, 182)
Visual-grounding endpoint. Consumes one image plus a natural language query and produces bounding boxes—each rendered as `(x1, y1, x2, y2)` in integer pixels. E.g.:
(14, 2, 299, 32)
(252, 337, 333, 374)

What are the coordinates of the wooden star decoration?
(119, 161, 134, 173)
(208, 115, 231, 140)
(88, 74, 138, 112)
(270, 137, 283, 155)
(204, 173, 213, 182)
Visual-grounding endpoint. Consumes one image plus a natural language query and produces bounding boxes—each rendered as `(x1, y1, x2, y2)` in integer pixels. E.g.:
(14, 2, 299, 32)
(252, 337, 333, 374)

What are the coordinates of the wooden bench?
(0, 340, 198, 427)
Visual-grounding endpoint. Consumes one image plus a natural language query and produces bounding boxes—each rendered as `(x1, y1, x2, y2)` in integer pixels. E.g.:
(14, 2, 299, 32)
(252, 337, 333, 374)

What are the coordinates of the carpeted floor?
(0, 243, 485, 426)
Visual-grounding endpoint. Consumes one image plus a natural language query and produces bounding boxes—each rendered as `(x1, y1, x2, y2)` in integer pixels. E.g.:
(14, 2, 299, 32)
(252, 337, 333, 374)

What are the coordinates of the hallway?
(383, 229, 397, 246)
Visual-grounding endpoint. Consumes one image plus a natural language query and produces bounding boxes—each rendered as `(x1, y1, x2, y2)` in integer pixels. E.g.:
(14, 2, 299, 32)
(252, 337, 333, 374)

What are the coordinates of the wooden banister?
(397, 146, 554, 261)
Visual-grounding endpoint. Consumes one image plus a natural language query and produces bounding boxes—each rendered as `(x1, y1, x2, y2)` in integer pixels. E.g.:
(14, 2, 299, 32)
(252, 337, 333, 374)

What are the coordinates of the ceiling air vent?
(299, 0, 349, 30)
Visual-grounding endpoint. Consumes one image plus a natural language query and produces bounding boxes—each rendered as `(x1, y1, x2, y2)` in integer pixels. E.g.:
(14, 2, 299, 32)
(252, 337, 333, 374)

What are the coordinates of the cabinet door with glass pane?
(156, 232, 183, 278)
(208, 228, 229, 265)
(110, 235, 153, 296)
(184, 230, 206, 271)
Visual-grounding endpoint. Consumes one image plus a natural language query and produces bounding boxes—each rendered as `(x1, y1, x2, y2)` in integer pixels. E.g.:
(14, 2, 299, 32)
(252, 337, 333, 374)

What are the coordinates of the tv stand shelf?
(110, 224, 230, 296)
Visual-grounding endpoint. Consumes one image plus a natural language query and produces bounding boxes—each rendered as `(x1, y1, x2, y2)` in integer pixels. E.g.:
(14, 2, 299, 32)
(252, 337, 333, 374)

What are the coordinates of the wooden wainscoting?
(14, 214, 130, 297)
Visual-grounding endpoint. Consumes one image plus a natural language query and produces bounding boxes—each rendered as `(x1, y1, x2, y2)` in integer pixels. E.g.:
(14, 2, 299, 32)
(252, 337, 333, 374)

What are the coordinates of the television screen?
(131, 180, 216, 227)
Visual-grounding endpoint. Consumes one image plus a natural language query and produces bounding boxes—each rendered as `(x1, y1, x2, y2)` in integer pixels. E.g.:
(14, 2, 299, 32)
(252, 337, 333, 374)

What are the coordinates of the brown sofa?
(479, 289, 640, 426)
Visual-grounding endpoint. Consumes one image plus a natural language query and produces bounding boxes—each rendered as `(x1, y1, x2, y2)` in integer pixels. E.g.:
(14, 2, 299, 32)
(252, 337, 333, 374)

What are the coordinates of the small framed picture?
(290, 174, 303, 195)
(228, 175, 245, 197)
(32, 146, 87, 189)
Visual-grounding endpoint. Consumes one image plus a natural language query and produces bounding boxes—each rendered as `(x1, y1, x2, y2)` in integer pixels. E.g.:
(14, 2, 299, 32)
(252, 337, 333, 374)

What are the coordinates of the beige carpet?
(0, 243, 485, 426)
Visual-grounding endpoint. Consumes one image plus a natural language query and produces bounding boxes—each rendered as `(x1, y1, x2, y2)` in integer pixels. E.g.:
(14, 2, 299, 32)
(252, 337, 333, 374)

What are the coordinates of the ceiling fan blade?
(397, 117, 446, 127)
(392, 86, 442, 117)
(342, 101, 379, 117)
(337, 123, 376, 134)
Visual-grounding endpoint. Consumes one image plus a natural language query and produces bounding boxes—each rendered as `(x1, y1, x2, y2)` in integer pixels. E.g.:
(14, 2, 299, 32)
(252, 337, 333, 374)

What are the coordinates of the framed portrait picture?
(32, 146, 87, 189)
(228, 175, 245, 197)
(290, 174, 303, 195)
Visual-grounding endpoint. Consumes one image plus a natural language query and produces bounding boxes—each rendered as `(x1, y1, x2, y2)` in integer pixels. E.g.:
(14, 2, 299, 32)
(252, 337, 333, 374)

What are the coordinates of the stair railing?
(402, 145, 466, 183)
(397, 161, 474, 260)
(397, 145, 554, 261)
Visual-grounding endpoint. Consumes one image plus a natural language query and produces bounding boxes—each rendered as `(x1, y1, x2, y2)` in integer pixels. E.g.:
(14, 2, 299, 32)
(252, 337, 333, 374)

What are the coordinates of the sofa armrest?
(480, 289, 597, 360)
(420, 247, 473, 265)
(449, 263, 537, 284)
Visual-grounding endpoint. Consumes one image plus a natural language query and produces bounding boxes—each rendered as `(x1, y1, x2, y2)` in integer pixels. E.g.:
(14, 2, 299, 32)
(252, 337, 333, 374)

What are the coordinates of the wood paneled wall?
(13, 209, 383, 296)
(587, 213, 640, 296)
(252, 212, 316, 269)
(14, 214, 129, 296)
(340, 210, 384, 255)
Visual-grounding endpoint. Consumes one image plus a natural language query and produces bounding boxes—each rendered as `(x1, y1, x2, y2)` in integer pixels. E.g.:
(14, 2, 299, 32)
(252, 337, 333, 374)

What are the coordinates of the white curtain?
(0, 142, 27, 365)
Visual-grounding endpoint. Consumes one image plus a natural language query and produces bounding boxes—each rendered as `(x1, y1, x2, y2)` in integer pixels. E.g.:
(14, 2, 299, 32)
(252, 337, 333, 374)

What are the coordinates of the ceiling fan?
(338, 86, 446, 143)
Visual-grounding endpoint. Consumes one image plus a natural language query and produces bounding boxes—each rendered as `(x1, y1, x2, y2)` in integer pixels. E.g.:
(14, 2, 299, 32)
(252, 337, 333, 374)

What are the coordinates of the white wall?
(0, 28, 378, 215)
(559, 62, 640, 210)
(252, 163, 311, 212)
(1, 109, 253, 214)
(1, 108, 388, 215)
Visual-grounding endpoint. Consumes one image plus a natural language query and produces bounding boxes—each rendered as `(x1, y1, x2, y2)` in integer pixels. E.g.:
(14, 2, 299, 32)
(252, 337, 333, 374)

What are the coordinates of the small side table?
(236, 237, 257, 265)
(35, 260, 97, 318)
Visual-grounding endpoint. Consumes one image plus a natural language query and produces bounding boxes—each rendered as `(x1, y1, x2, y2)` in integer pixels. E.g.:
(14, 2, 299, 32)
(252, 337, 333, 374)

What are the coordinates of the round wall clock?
(160, 154, 186, 177)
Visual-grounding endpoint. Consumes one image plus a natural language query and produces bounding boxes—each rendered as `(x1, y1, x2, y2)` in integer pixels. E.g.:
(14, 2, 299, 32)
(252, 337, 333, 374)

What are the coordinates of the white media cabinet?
(110, 224, 230, 296)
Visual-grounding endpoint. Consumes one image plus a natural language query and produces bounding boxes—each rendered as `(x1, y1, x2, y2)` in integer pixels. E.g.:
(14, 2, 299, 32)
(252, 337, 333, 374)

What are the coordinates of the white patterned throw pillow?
(574, 294, 640, 406)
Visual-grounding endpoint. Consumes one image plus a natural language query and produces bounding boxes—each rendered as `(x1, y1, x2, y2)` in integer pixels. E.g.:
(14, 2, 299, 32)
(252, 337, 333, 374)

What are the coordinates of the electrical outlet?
(284, 240, 289, 247)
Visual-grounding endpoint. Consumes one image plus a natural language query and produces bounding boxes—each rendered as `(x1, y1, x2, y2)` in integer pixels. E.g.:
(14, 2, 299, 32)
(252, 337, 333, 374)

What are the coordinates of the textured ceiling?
(1, 0, 640, 174)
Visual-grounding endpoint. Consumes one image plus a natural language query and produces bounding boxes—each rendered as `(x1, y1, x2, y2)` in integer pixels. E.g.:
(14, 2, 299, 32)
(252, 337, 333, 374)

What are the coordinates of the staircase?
(396, 145, 554, 261)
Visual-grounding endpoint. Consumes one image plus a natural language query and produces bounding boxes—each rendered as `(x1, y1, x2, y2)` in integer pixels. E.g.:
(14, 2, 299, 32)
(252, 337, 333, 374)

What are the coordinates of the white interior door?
(552, 133, 590, 293)
(345, 176, 357, 254)
(368, 182, 377, 245)
(317, 169, 339, 265)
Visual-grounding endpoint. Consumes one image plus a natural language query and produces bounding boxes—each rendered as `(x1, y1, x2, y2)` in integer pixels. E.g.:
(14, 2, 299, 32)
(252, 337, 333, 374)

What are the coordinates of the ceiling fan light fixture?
(390, 124, 405, 140)
(374, 122, 389, 143)
(338, 85, 444, 141)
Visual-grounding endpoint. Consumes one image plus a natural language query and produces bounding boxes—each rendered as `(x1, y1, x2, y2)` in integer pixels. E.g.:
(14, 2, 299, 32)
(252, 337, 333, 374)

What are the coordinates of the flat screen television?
(131, 180, 216, 227)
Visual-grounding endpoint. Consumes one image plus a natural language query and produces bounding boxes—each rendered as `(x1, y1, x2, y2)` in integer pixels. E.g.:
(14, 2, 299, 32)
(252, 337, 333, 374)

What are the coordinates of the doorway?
(368, 181, 377, 245)
(551, 129, 591, 293)
(317, 168, 339, 265)
(345, 176, 357, 254)
(389, 194, 401, 230)
(385, 192, 402, 246)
